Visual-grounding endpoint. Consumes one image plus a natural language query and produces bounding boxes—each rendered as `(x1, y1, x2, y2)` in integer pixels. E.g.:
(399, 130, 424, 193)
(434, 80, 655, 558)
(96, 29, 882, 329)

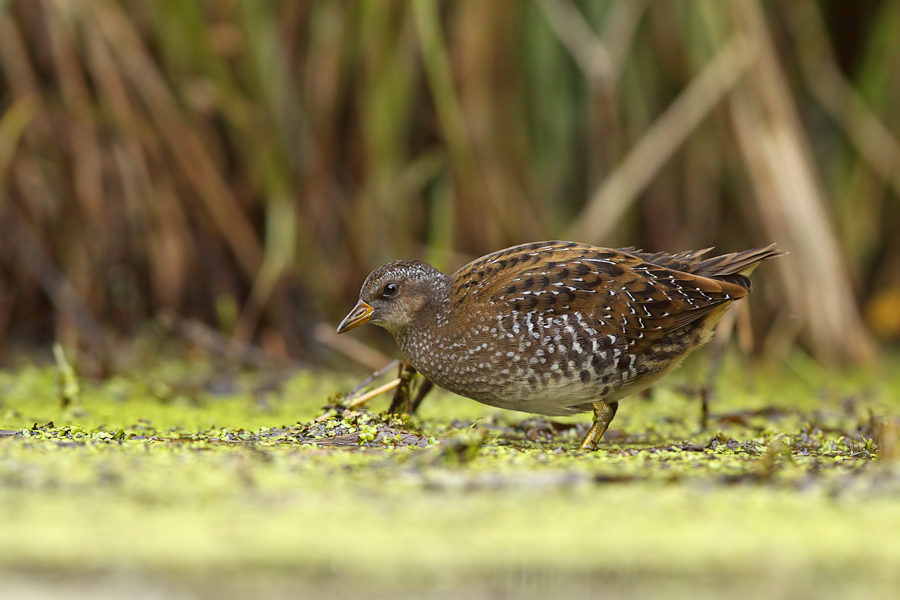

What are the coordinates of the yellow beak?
(336, 300, 374, 334)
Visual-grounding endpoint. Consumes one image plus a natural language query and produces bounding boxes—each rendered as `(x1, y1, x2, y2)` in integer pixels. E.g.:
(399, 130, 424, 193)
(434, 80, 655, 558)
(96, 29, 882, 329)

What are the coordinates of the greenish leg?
(579, 400, 619, 450)
(388, 362, 419, 414)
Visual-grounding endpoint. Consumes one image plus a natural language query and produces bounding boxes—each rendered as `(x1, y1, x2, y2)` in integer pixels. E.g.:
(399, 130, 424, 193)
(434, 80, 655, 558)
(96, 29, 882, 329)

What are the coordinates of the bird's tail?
(694, 243, 785, 290)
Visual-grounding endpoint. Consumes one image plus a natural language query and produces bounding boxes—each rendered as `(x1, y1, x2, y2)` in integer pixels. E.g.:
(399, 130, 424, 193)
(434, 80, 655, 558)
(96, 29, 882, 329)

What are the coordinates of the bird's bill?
(336, 300, 374, 334)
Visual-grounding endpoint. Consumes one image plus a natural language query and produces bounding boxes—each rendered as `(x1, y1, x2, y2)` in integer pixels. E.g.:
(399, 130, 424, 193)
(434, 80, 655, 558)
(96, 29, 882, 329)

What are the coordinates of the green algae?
(1, 355, 900, 598)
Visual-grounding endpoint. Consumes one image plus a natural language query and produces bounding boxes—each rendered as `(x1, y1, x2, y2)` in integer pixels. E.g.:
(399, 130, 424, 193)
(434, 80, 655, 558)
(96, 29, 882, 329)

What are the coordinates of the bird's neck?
(394, 277, 452, 357)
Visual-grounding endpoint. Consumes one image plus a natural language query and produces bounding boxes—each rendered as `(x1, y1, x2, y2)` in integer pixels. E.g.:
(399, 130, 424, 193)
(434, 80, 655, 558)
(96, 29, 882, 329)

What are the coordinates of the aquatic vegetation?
(0, 357, 899, 597)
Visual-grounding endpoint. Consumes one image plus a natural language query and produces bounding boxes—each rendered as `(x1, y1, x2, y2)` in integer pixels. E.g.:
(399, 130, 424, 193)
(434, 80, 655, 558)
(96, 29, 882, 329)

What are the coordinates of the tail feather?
(693, 243, 785, 291)
(620, 247, 713, 272)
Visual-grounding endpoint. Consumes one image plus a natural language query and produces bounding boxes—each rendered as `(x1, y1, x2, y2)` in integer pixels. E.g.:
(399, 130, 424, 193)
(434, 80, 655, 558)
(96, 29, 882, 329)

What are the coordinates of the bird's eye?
(381, 283, 399, 298)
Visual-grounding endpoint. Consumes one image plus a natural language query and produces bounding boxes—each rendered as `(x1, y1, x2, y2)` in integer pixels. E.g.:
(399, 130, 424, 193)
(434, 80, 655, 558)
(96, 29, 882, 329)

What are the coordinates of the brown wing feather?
(618, 247, 713, 272)
(451, 241, 752, 353)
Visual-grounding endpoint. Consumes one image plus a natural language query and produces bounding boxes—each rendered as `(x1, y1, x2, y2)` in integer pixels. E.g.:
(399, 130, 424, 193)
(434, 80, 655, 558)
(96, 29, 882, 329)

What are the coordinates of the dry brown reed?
(0, 0, 897, 368)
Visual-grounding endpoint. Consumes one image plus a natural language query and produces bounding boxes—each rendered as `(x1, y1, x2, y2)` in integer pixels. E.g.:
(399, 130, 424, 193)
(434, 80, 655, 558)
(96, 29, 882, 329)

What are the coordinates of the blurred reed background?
(0, 0, 898, 372)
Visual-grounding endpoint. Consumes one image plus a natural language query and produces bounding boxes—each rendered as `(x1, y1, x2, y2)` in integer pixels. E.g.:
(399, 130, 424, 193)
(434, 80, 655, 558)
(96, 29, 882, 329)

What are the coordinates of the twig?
(156, 308, 273, 367)
(791, 0, 900, 200)
(347, 359, 401, 398)
(2, 205, 107, 356)
(727, 0, 875, 363)
(313, 323, 391, 371)
(536, 0, 614, 84)
(346, 378, 402, 409)
(565, 33, 759, 243)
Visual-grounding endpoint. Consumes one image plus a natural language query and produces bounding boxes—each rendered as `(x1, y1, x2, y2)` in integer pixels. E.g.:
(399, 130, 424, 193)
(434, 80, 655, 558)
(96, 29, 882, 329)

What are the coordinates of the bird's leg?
(579, 400, 619, 450)
(409, 377, 433, 413)
(388, 362, 422, 414)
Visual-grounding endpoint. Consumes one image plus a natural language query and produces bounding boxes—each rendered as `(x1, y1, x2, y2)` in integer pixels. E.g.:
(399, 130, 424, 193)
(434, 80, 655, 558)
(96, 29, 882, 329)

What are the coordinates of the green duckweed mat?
(1, 353, 899, 599)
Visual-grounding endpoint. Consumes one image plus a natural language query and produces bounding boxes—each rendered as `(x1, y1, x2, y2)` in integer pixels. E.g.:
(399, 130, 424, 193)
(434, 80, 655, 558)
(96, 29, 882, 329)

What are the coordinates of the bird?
(337, 241, 783, 450)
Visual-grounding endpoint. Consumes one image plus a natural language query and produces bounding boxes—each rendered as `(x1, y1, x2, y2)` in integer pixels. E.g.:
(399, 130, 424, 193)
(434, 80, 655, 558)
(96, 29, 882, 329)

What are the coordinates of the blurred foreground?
(1, 352, 899, 598)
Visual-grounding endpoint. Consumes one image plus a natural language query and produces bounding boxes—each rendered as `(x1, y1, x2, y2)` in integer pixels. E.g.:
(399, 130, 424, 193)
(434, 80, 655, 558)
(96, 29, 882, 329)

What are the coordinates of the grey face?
(337, 260, 448, 336)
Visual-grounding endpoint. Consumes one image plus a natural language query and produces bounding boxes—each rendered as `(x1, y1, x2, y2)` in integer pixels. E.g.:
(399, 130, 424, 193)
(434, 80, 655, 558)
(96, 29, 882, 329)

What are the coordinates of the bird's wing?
(451, 241, 748, 351)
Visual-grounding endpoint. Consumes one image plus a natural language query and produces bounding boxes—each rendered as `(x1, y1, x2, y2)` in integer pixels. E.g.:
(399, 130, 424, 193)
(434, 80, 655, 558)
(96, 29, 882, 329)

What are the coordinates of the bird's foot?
(578, 400, 619, 451)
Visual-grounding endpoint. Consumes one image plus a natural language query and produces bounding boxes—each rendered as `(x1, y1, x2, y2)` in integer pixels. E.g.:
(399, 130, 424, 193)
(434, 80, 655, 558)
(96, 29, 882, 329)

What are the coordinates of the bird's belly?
(405, 324, 712, 418)
(412, 358, 622, 417)
(470, 384, 597, 416)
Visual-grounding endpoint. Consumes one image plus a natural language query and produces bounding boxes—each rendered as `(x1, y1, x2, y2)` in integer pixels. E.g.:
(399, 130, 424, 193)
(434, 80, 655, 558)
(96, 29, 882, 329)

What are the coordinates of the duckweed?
(1, 356, 899, 597)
